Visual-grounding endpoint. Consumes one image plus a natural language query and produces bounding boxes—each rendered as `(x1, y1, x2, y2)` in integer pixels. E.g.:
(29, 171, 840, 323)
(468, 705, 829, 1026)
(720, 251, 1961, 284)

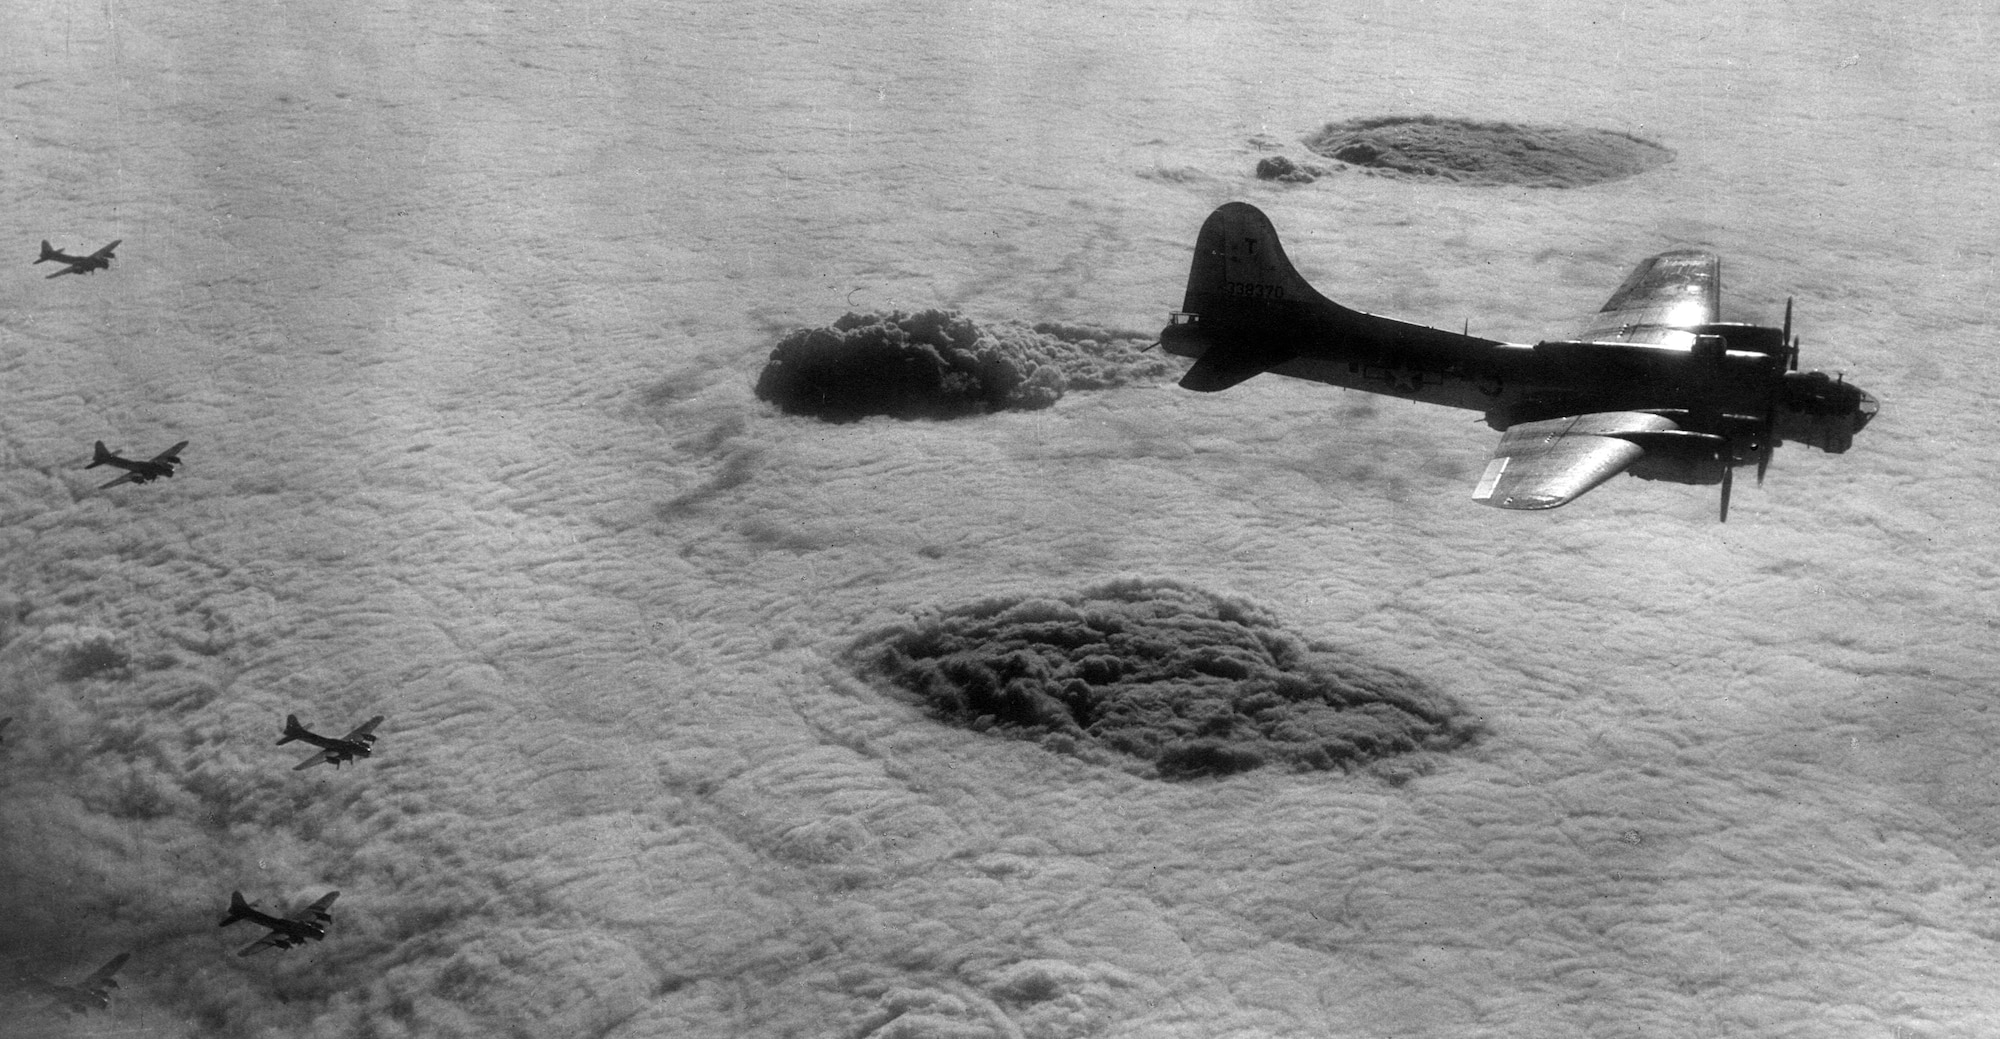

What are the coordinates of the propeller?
(1719, 457, 1732, 523)
(1754, 296, 1798, 485)
(1782, 297, 1799, 371)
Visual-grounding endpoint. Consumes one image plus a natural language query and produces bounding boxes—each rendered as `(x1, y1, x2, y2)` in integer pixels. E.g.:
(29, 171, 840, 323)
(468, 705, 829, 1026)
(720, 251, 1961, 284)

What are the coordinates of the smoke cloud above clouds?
(1292, 115, 1675, 188)
(753, 310, 1170, 423)
(851, 578, 1485, 780)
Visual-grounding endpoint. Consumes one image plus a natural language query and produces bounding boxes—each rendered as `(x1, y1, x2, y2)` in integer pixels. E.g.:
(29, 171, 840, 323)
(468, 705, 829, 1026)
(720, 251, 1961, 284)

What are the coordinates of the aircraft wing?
(96, 471, 138, 489)
(293, 747, 336, 770)
(90, 240, 122, 260)
(236, 930, 289, 957)
(149, 440, 188, 466)
(1472, 411, 1681, 510)
(82, 952, 129, 988)
(339, 715, 385, 743)
(297, 891, 340, 920)
(1571, 250, 1719, 346)
(46, 263, 83, 279)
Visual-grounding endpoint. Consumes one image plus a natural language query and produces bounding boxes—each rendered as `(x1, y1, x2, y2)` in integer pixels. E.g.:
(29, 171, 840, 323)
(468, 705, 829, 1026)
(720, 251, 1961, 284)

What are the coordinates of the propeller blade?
(1758, 297, 1794, 486)
(1719, 464, 1733, 523)
(1785, 298, 1800, 371)
(1757, 405, 1776, 485)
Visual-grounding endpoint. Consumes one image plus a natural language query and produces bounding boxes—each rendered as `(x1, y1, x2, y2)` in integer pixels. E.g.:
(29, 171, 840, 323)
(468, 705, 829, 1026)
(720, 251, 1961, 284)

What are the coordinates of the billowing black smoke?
(1296, 116, 1674, 188)
(851, 579, 1485, 780)
(754, 310, 1169, 423)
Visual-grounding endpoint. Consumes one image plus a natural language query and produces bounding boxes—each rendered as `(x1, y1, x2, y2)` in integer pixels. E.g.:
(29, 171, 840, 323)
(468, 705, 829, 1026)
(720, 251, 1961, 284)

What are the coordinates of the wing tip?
(1471, 487, 1574, 511)
(1491, 494, 1571, 511)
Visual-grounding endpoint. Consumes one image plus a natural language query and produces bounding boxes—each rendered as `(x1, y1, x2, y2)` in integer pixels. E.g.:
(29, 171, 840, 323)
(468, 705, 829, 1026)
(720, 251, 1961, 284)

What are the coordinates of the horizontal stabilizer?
(1179, 352, 1271, 392)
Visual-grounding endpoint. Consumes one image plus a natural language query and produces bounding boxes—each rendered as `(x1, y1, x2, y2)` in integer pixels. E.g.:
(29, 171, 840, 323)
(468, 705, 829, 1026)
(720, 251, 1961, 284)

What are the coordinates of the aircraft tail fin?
(1163, 202, 1341, 392)
(35, 240, 55, 264)
(86, 441, 112, 468)
(1161, 202, 1503, 393)
(277, 714, 308, 744)
(1177, 202, 1333, 316)
(219, 891, 253, 927)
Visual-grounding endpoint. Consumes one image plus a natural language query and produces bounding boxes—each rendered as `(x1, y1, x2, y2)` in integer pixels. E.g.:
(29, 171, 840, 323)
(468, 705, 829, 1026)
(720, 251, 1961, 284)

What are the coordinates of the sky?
(2, 0, 1998, 1036)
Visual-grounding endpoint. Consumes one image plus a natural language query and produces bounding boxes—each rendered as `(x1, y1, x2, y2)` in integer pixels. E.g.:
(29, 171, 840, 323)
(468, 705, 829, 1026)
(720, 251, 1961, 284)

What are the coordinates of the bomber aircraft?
(279, 714, 384, 770)
(87, 439, 188, 489)
(28, 951, 131, 1013)
(35, 239, 121, 278)
(1159, 203, 1877, 519)
(218, 891, 339, 957)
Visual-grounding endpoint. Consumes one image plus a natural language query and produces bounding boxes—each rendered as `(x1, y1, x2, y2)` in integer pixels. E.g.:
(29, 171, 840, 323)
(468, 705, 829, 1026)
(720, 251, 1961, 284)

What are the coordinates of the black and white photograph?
(1, 1, 1992, 1036)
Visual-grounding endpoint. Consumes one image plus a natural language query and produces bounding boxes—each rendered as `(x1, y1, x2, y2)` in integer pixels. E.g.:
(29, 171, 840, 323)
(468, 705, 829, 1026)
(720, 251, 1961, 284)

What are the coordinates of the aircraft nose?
(1855, 389, 1879, 430)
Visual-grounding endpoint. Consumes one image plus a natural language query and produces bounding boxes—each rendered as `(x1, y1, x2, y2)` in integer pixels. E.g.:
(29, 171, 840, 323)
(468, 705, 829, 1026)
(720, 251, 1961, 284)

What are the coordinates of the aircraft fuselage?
(1157, 203, 1877, 516)
(100, 459, 174, 481)
(225, 904, 326, 943)
(1159, 252, 1875, 475)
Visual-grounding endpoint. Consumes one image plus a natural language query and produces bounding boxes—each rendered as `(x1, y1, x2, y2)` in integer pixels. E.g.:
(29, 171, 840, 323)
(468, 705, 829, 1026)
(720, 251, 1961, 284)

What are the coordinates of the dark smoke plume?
(754, 310, 1170, 423)
(1299, 116, 1673, 188)
(851, 579, 1485, 780)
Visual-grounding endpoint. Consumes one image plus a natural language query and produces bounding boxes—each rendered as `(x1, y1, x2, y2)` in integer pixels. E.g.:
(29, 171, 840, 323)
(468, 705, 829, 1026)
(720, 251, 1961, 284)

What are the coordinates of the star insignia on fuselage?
(1389, 362, 1421, 392)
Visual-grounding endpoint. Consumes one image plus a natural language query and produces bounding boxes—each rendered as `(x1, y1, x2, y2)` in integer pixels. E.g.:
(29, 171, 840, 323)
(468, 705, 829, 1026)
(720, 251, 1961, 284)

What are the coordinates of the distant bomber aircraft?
(87, 439, 187, 489)
(35, 239, 121, 278)
(218, 890, 339, 956)
(1160, 203, 1878, 520)
(279, 714, 384, 770)
(29, 951, 130, 1013)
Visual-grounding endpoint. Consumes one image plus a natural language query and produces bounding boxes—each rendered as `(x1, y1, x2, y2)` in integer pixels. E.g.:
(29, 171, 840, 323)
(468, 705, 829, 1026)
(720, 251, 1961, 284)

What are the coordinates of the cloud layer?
(0, 0, 1993, 1036)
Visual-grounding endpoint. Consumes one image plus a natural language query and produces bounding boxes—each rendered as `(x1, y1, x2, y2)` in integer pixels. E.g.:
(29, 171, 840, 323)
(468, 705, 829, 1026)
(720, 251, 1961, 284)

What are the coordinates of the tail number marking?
(1221, 281, 1284, 300)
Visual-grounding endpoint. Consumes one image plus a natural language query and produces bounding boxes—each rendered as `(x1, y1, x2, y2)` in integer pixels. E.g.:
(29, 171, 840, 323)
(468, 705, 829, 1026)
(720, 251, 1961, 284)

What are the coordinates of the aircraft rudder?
(278, 714, 305, 744)
(87, 441, 110, 468)
(219, 891, 251, 926)
(1179, 201, 1336, 319)
(1167, 202, 1340, 392)
(35, 240, 54, 263)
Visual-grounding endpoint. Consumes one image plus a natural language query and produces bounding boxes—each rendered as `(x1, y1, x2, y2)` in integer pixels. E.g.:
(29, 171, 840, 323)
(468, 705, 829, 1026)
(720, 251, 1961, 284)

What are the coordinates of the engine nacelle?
(1773, 370, 1878, 453)
(1690, 322, 1791, 366)
(1619, 428, 1732, 486)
